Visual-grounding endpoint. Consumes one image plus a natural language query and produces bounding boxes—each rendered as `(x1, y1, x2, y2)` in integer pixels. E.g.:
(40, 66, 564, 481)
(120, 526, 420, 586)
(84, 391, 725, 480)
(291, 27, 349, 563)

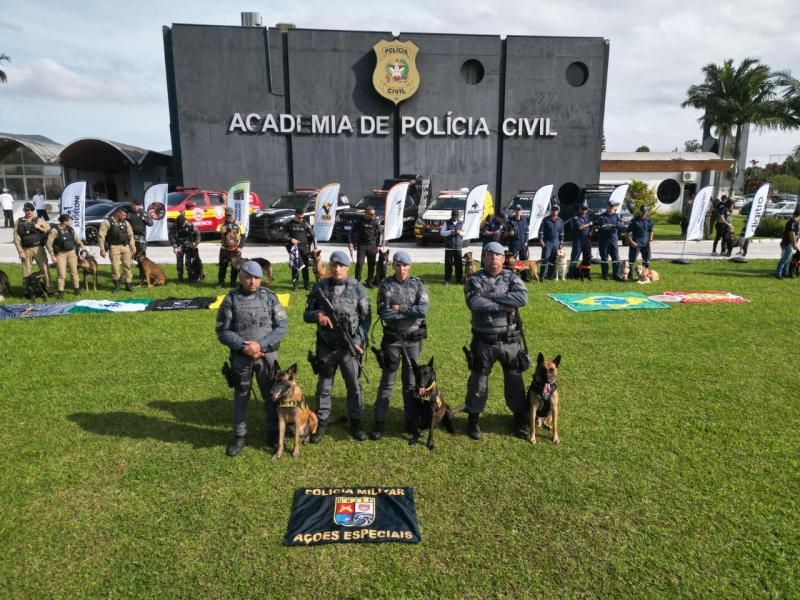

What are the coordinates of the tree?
(0, 53, 9, 83)
(681, 57, 788, 197)
(627, 180, 657, 214)
(684, 139, 702, 152)
(635, 145, 650, 152)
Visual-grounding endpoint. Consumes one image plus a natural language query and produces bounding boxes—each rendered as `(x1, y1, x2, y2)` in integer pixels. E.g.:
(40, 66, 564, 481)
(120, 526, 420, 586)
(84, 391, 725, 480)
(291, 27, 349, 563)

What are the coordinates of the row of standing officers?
(214, 242, 530, 456)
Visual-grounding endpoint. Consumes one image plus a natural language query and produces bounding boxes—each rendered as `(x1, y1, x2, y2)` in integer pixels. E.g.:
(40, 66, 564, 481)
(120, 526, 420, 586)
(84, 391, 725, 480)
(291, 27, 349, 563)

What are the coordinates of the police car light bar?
(176, 185, 200, 191)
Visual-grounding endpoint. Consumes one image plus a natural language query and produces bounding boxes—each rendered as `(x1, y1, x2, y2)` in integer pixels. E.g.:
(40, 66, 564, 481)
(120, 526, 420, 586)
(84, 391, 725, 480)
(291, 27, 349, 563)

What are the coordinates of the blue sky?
(1, 0, 798, 163)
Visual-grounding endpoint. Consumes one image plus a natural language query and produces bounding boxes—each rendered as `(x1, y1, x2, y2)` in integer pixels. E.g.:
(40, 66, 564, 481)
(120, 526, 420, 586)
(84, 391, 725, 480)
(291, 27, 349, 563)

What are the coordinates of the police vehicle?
(249, 188, 350, 243)
(414, 187, 494, 245)
(165, 186, 264, 234)
(501, 190, 537, 219)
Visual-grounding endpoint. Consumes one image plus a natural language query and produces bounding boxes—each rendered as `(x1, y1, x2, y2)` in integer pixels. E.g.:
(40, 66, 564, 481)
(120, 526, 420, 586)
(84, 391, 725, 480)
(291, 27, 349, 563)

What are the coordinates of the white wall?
(600, 170, 720, 213)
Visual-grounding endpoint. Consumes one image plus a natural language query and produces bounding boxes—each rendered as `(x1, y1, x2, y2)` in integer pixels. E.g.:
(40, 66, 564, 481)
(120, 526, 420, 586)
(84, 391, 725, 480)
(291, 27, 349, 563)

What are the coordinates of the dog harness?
(278, 392, 305, 409)
(530, 377, 557, 418)
(414, 382, 442, 408)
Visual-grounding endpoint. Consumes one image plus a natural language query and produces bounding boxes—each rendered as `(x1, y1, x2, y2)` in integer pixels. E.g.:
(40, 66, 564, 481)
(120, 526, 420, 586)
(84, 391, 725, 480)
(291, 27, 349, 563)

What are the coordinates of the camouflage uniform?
(218, 220, 243, 287)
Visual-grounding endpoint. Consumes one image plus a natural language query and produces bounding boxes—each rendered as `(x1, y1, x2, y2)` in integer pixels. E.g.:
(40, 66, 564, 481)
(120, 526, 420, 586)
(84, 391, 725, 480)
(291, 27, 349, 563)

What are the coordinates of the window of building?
(460, 59, 484, 85)
(656, 179, 681, 204)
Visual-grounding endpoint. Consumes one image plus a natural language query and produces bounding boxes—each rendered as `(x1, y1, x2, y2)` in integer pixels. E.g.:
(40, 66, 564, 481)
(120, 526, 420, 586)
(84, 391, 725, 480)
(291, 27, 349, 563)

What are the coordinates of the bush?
(666, 211, 683, 225)
(755, 215, 785, 238)
(627, 180, 657, 214)
(770, 174, 800, 195)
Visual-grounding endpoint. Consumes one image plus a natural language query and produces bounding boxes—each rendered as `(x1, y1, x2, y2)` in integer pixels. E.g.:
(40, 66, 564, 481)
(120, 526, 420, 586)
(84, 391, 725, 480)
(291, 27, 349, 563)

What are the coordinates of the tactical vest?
(315, 279, 366, 345)
(127, 211, 146, 236)
(53, 226, 76, 253)
(354, 219, 380, 246)
(286, 220, 312, 248)
(380, 276, 428, 335)
(229, 288, 282, 351)
(467, 269, 527, 335)
(107, 219, 130, 245)
(17, 219, 44, 247)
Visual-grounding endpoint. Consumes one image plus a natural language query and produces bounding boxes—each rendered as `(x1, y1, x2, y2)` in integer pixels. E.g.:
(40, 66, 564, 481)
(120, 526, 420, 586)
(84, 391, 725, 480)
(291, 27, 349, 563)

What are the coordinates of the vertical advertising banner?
(460, 184, 488, 240)
(60, 181, 86, 240)
(227, 181, 251, 237)
(527, 184, 554, 241)
(144, 183, 169, 243)
(383, 181, 410, 243)
(608, 183, 630, 209)
(313, 183, 340, 242)
(743, 183, 770, 240)
(686, 186, 714, 241)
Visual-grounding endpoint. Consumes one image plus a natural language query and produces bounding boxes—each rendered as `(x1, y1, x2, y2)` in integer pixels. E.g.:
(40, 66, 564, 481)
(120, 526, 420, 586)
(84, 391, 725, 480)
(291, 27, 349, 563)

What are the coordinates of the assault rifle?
(312, 288, 369, 383)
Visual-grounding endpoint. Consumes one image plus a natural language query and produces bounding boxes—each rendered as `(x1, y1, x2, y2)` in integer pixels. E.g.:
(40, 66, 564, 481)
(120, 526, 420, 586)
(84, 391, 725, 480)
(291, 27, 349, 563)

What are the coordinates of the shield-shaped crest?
(334, 496, 376, 527)
(372, 40, 420, 105)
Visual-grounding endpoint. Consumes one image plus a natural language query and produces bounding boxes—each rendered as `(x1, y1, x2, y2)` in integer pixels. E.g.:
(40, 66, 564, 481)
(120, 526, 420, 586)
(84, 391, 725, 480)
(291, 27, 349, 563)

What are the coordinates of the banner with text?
(60, 181, 86, 240)
(285, 486, 420, 546)
(460, 184, 488, 240)
(743, 182, 770, 240)
(313, 183, 340, 242)
(383, 181, 410, 243)
(144, 183, 169, 243)
(527, 184, 554, 241)
(686, 185, 714, 241)
(227, 181, 251, 237)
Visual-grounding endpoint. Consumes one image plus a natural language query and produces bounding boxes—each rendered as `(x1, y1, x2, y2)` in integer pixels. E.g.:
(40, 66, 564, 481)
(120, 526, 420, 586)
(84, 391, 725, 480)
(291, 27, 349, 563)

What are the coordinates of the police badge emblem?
(334, 496, 376, 527)
(372, 40, 420, 105)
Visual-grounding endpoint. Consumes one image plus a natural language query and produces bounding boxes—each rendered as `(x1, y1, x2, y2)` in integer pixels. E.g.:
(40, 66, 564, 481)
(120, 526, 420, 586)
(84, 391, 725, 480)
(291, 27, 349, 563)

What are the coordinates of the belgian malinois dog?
(463, 251, 477, 281)
(77, 249, 98, 291)
(270, 364, 319, 460)
(134, 251, 167, 287)
(409, 355, 462, 451)
(526, 353, 561, 444)
(309, 249, 330, 282)
(372, 248, 389, 286)
(503, 251, 539, 282)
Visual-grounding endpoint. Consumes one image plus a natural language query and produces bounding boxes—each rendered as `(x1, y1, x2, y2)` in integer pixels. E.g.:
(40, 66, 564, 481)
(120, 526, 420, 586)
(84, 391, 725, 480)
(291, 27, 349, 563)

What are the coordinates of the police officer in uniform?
(626, 205, 654, 278)
(169, 212, 201, 283)
(46, 214, 85, 298)
(304, 251, 371, 442)
(284, 207, 316, 291)
(440, 209, 464, 284)
(596, 198, 624, 281)
(98, 207, 136, 292)
(13, 202, 51, 288)
(348, 207, 382, 287)
(569, 203, 592, 278)
(481, 212, 510, 248)
(217, 207, 243, 288)
(216, 260, 288, 456)
(463, 242, 529, 440)
(127, 199, 153, 256)
(508, 204, 529, 259)
(371, 251, 429, 441)
(537, 204, 564, 280)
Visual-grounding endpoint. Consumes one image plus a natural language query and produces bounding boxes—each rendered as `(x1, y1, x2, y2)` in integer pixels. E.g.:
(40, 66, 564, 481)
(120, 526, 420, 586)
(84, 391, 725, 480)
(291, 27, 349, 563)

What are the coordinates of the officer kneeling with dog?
(463, 242, 529, 440)
(371, 251, 429, 441)
(304, 251, 371, 443)
(216, 260, 288, 456)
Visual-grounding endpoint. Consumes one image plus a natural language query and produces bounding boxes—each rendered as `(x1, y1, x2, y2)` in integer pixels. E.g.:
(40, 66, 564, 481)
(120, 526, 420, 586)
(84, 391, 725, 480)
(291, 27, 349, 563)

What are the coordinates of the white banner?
(686, 185, 714, 241)
(382, 181, 410, 243)
(609, 183, 629, 208)
(313, 183, 340, 242)
(527, 184, 554, 241)
(227, 180, 251, 237)
(743, 183, 770, 240)
(461, 184, 488, 240)
(144, 183, 169, 243)
(60, 181, 86, 240)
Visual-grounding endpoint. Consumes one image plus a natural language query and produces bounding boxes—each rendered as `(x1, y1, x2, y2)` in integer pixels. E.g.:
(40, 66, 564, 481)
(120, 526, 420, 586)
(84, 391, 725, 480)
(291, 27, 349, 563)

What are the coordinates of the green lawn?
(0, 260, 798, 598)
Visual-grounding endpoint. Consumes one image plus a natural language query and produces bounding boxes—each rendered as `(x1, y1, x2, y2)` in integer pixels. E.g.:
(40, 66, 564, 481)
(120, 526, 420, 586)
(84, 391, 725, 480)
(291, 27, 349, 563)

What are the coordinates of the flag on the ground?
(649, 291, 750, 304)
(549, 292, 669, 312)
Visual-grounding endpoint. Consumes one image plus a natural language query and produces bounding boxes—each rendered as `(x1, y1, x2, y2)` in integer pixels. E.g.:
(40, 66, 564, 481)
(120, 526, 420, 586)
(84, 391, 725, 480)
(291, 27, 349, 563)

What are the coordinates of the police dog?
(134, 251, 167, 287)
(23, 272, 49, 302)
(790, 250, 800, 277)
(620, 259, 631, 281)
(503, 251, 539, 283)
(409, 355, 461, 451)
(77, 249, 98, 291)
(310, 249, 330, 281)
(248, 257, 273, 285)
(526, 353, 561, 444)
(372, 248, 389, 286)
(636, 265, 660, 284)
(270, 363, 319, 460)
(0, 269, 9, 302)
(578, 256, 592, 281)
(555, 248, 569, 281)
(185, 247, 205, 283)
(463, 251, 477, 280)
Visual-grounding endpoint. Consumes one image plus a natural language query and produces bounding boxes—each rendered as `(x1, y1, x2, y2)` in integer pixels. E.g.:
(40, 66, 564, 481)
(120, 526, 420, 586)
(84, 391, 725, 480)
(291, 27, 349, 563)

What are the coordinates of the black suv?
(249, 189, 350, 243)
(501, 190, 537, 219)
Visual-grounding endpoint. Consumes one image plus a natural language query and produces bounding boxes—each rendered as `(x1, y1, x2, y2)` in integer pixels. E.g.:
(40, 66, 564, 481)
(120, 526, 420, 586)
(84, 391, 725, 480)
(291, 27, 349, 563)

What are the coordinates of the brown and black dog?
(77, 249, 98, 291)
(790, 250, 800, 278)
(246, 257, 273, 285)
(526, 352, 561, 444)
(0, 269, 10, 302)
(134, 251, 168, 287)
(409, 355, 461, 451)
(185, 247, 205, 283)
(372, 248, 389, 286)
(310, 249, 330, 282)
(463, 251, 477, 281)
(270, 363, 319, 460)
(23, 271, 49, 303)
(503, 251, 540, 283)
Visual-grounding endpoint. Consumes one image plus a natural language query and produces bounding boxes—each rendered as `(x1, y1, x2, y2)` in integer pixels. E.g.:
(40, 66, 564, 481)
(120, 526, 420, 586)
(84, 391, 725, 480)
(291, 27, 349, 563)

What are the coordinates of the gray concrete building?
(163, 19, 609, 208)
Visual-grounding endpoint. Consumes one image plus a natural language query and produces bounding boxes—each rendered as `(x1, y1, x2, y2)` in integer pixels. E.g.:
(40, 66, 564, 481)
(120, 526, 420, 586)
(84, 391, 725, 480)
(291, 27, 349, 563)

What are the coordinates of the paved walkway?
(0, 226, 782, 265)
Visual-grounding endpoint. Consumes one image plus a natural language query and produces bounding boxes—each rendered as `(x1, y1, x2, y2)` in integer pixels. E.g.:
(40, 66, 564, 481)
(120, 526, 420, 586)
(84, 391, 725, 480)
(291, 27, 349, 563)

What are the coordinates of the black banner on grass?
(285, 486, 420, 546)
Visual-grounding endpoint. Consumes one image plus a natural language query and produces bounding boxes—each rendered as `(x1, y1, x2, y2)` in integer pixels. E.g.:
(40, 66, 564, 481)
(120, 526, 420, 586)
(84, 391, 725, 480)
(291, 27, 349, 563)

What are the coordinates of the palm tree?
(682, 57, 786, 197)
(0, 53, 9, 83)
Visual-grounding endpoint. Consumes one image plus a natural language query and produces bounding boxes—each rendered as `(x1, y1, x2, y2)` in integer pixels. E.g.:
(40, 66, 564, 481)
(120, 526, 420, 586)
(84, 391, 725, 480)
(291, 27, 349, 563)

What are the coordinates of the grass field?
(0, 258, 798, 598)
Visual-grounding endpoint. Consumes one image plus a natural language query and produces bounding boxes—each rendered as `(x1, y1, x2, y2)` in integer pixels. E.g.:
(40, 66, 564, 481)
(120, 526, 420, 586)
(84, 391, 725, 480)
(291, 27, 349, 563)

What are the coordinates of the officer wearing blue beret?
(596, 198, 624, 281)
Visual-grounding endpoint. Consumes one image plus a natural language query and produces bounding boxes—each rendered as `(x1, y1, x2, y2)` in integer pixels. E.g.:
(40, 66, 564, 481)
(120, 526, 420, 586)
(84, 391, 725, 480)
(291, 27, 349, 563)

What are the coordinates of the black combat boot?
(370, 420, 384, 441)
(350, 418, 367, 442)
(405, 418, 421, 444)
(225, 436, 246, 457)
(310, 419, 327, 444)
(266, 430, 278, 451)
(112, 279, 120, 293)
(56, 291, 64, 299)
(74, 287, 81, 296)
(600, 263, 609, 280)
(125, 282, 133, 292)
(513, 413, 529, 440)
(467, 413, 482, 440)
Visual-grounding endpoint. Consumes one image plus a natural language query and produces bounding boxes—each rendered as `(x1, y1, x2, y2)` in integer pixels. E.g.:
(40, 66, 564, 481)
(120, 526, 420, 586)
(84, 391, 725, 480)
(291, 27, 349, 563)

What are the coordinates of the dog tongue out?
(543, 383, 551, 395)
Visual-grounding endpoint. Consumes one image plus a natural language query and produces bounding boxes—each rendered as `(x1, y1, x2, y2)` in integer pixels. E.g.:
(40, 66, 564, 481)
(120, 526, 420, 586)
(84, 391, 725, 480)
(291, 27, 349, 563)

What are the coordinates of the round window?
(461, 59, 484, 85)
(566, 62, 589, 87)
(558, 182, 580, 205)
(656, 179, 681, 204)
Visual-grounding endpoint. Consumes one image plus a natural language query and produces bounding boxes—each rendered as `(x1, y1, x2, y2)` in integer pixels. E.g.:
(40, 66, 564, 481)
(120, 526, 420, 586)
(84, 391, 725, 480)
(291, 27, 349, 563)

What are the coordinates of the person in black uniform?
(596, 198, 624, 281)
(711, 196, 727, 253)
(348, 206, 382, 287)
(284, 207, 316, 291)
(626, 205, 654, 278)
(216, 260, 288, 456)
(440, 209, 464, 284)
(169, 213, 201, 283)
(537, 204, 564, 280)
(480, 212, 510, 248)
(127, 198, 153, 256)
(507, 204, 529, 259)
(776, 207, 800, 278)
(569, 203, 592, 278)
(717, 199, 735, 257)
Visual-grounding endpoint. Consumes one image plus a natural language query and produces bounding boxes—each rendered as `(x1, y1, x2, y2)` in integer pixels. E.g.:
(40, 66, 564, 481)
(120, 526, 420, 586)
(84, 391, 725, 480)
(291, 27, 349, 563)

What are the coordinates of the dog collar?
(414, 381, 439, 405)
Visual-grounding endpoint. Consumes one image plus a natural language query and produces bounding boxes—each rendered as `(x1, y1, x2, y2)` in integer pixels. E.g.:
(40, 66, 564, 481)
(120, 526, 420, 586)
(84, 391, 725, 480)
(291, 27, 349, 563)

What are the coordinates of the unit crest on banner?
(334, 496, 376, 527)
(372, 40, 420, 104)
